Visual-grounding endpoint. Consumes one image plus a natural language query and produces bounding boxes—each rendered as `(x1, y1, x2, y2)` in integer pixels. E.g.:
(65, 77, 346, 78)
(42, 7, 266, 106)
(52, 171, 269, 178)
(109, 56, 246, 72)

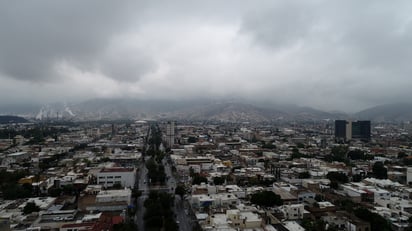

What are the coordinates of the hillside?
(354, 103, 412, 121)
(0, 115, 28, 124)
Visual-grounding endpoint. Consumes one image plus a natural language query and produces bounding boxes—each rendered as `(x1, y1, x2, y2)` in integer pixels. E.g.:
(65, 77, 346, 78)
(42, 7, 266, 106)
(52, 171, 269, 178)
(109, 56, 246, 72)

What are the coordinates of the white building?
(96, 167, 136, 188)
(96, 189, 132, 205)
(279, 204, 305, 220)
(191, 193, 239, 209)
(367, 188, 391, 202)
(166, 121, 175, 147)
(407, 167, 412, 185)
(86, 189, 132, 212)
(226, 209, 262, 229)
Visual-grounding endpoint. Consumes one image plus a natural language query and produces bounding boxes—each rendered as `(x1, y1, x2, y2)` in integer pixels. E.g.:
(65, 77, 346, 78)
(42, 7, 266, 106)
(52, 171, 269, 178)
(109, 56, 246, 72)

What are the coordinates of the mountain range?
(0, 99, 411, 122)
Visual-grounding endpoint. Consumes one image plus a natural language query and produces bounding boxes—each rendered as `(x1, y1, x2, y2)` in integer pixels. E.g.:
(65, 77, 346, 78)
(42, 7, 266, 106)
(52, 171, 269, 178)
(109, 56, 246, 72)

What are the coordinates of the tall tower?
(335, 120, 371, 142)
(335, 120, 347, 142)
(166, 121, 175, 148)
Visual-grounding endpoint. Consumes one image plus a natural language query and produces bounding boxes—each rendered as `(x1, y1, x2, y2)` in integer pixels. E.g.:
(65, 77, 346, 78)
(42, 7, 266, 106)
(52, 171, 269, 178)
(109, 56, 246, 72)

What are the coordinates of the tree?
(297, 143, 305, 149)
(62, 184, 75, 194)
(187, 136, 198, 143)
(354, 208, 392, 231)
(175, 185, 186, 199)
(327, 146, 348, 162)
(250, 191, 283, 207)
(23, 202, 40, 214)
(143, 191, 175, 230)
(163, 217, 179, 231)
(398, 152, 407, 159)
(213, 176, 225, 185)
(326, 172, 348, 183)
(291, 148, 303, 159)
(373, 162, 388, 179)
(314, 194, 323, 202)
(3, 184, 32, 199)
(352, 174, 362, 182)
(113, 222, 138, 231)
(192, 174, 207, 185)
(262, 142, 276, 149)
(327, 172, 348, 189)
(347, 149, 365, 160)
(298, 172, 311, 179)
(48, 187, 62, 197)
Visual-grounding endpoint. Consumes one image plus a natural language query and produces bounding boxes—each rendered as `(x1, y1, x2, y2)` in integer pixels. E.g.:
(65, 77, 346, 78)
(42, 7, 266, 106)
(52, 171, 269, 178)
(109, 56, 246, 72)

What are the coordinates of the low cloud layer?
(1, 0, 411, 112)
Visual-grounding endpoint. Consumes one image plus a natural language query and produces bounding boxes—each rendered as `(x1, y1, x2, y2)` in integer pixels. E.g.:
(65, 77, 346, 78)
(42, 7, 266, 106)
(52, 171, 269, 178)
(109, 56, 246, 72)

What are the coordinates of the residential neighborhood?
(1, 119, 412, 231)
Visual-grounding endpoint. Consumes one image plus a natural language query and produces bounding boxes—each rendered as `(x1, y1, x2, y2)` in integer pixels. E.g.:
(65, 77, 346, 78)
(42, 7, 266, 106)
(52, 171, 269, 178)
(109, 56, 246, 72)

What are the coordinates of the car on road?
(53, 217, 64, 221)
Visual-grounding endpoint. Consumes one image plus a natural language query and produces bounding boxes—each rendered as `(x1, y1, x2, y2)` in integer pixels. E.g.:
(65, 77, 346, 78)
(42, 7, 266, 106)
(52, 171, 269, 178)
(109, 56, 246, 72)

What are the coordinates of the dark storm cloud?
(241, 2, 317, 48)
(0, 0, 148, 82)
(1, 0, 412, 112)
(239, 0, 412, 110)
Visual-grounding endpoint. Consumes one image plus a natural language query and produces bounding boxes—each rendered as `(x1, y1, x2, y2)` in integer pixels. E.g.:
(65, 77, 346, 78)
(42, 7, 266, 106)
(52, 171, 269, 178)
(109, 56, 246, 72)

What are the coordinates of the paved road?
(162, 158, 194, 231)
(135, 122, 194, 231)
(135, 156, 150, 231)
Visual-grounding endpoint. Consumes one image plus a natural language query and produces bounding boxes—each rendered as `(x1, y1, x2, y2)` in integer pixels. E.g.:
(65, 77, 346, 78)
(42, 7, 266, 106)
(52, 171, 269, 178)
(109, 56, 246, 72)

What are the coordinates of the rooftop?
(100, 167, 134, 173)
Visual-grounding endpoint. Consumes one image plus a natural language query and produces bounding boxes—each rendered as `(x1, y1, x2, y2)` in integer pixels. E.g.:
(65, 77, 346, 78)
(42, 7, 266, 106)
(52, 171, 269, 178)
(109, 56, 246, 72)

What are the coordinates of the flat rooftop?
(100, 167, 134, 173)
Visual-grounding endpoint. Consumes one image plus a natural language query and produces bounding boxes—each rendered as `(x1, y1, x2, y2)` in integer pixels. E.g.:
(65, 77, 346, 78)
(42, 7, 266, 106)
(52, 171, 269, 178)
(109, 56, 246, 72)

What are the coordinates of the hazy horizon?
(1, 1, 412, 112)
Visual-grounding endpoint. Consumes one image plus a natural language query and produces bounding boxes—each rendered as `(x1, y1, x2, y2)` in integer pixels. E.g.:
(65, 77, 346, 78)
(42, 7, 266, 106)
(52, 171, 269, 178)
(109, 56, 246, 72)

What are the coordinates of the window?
(115, 176, 121, 178)
(107, 176, 113, 179)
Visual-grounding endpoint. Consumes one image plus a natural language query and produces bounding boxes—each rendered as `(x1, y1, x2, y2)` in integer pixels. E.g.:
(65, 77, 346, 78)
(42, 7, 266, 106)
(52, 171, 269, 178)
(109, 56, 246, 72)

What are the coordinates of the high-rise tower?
(335, 120, 370, 142)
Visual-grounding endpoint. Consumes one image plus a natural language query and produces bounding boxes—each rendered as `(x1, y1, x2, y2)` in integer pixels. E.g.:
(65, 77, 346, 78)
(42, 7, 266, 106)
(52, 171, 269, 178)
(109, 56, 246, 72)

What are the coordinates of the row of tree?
(144, 191, 178, 231)
(145, 157, 166, 184)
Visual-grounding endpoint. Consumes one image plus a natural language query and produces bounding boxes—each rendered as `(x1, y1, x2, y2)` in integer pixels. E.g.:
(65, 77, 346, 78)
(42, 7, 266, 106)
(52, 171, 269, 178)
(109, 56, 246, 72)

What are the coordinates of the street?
(135, 156, 149, 231)
(162, 158, 194, 231)
(134, 123, 195, 231)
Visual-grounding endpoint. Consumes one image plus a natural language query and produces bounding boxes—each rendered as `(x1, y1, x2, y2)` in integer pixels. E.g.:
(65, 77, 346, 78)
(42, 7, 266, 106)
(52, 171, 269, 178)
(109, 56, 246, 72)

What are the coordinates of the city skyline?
(1, 1, 412, 112)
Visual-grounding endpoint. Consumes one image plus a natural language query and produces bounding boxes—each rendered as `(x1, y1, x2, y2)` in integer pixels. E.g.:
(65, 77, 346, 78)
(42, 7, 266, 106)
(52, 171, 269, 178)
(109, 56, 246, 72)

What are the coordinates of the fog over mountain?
(1, 98, 412, 122)
(1, 1, 412, 112)
(0, 99, 349, 122)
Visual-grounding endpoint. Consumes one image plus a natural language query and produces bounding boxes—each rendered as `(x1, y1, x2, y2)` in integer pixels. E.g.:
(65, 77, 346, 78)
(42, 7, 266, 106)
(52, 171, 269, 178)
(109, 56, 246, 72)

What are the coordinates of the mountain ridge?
(1, 99, 412, 122)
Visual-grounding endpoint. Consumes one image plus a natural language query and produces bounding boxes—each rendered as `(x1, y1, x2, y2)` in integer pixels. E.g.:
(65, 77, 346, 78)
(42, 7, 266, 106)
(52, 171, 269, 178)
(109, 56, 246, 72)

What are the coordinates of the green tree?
(347, 149, 365, 160)
(48, 187, 62, 197)
(297, 143, 305, 149)
(187, 136, 198, 143)
(23, 202, 40, 214)
(354, 208, 392, 231)
(327, 172, 348, 189)
(398, 151, 407, 159)
(291, 148, 303, 159)
(175, 185, 186, 199)
(3, 184, 32, 199)
(327, 145, 348, 162)
(192, 174, 207, 185)
(262, 142, 276, 149)
(113, 222, 138, 231)
(326, 172, 348, 183)
(250, 191, 283, 207)
(373, 162, 388, 179)
(62, 184, 75, 195)
(298, 172, 311, 179)
(213, 176, 225, 185)
(164, 217, 179, 231)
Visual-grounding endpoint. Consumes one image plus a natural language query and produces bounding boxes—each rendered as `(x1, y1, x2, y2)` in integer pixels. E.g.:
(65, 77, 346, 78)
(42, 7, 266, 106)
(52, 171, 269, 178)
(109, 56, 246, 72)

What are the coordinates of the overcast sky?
(1, 0, 411, 112)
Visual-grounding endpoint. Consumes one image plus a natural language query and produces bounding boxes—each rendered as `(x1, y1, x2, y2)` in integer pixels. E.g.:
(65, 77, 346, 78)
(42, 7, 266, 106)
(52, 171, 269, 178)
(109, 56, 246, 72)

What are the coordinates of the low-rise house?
(96, 167, 136, 188)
